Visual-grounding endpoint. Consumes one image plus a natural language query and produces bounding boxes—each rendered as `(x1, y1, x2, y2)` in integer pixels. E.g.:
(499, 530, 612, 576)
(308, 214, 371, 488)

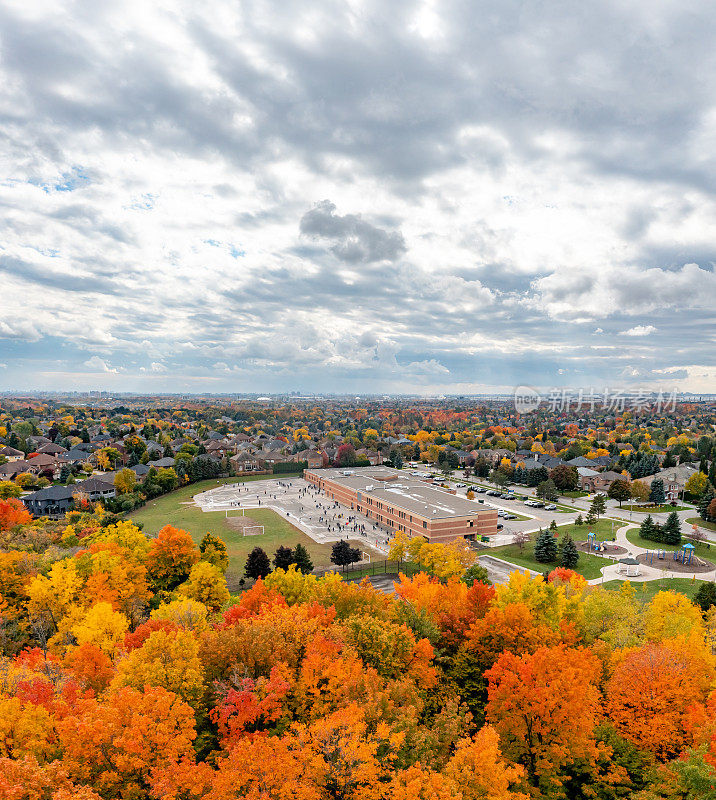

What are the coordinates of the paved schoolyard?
(193, 477, 391, 556)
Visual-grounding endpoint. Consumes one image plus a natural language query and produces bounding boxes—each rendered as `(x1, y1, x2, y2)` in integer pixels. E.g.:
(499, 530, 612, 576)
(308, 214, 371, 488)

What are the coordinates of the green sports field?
(126, 474, 361, 583)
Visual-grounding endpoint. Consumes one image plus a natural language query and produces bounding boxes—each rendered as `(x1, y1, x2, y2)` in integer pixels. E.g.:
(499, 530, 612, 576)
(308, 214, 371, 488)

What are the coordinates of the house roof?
(23, 485, 75, 501)
(76, 477, 115, 492)
(37, 443, 67, 455)
(568, 457, 597, 467)
(148, 457, 176, 468)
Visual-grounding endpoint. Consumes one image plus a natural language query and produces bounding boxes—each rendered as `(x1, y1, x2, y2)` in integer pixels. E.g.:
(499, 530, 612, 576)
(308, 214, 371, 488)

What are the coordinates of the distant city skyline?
(2, 1, 715, 393)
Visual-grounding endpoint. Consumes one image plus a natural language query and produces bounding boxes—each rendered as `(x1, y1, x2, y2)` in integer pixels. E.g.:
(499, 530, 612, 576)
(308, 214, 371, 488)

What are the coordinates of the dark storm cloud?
(299, 200, 407, 263)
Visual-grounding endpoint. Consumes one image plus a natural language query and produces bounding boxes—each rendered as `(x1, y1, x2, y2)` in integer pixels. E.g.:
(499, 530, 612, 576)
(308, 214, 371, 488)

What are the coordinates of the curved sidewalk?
(586, 521, 716, 584)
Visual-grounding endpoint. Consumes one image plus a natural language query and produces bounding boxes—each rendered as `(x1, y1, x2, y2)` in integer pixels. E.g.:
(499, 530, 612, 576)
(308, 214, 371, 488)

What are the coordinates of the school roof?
(307, 466, 487, 520)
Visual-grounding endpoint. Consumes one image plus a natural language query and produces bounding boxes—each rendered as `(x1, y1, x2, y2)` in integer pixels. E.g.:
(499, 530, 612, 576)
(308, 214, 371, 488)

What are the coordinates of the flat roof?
(307, 466, 487, 520)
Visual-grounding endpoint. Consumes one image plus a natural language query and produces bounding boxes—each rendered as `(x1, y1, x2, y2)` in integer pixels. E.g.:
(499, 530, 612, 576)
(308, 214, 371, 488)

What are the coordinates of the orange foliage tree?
(485, 645, 604, 794)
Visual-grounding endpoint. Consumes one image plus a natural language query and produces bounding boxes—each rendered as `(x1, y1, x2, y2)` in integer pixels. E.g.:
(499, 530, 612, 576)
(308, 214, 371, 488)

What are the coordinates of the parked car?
(504, 513, 517, 520)
(496, 523, 504, 530)
(545, 504, 557, 510)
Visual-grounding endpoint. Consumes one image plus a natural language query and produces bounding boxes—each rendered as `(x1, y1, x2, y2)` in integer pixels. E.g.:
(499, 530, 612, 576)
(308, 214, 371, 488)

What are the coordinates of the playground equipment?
(673, 543, 695, 565)
(587, 531, 596, 551)
(645, 549, 667, 565)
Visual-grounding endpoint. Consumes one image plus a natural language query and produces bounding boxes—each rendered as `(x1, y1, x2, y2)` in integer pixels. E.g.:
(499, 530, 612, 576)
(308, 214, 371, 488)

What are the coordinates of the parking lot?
(407, 470, 581, 543)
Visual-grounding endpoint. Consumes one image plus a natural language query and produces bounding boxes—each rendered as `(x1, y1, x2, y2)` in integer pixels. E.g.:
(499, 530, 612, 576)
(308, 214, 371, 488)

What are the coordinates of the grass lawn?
(622, 503, 690, 513)
(557, 518, 621, 540)
(686, 516, 716, 533)
(624, 527, 716, 560)
(486, 518, 623, 579)
(126, 473, 353, 581)
(562, 490, 590, 498)
(601, 577, 707, 602)
(487, 542, 610, 580)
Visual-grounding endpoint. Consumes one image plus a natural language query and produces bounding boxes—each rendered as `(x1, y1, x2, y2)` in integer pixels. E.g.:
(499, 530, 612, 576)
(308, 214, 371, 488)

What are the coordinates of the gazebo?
(618, 556, 641, 577)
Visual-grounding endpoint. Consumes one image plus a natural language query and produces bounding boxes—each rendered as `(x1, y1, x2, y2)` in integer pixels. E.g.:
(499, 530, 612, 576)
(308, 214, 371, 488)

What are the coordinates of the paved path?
(585, 521, 716, 584)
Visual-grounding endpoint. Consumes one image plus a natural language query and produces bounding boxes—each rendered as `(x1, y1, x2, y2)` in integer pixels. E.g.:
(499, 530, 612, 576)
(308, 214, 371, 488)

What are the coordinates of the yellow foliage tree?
(151, 598, 209, 633)
(177, 561, 229, 611)
(112, 628, 205, 707)
(71, 601, 129, 657)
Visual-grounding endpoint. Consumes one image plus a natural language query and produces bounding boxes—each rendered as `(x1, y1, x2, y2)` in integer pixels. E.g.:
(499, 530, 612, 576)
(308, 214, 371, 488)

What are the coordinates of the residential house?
(148, 457, 176, 469)
(27, 454, 61, 479)
(75, 477, 116, 502)
(0, 460, 33, 480)
(578, 468, 623, 492)
(230, 452, 264, 472)
(0, 446, 24, 462)
(37, 442, 68, 456)
(22, 485, 75, 518)
(640, 464, 699, 502)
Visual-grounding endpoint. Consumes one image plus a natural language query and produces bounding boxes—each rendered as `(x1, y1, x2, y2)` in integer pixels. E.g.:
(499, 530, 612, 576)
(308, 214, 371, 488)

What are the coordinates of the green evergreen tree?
(590, 493, 607, 518)
(244, 546, 271, 580)
(273, 545, 295, 571)
(549, 519, 558, 533)
(534, 528, 558, 564)
(575, 513, 584, 525)
(639, 514, 657, 542)
(662, 511, 682, 546)
(708, 459, 716, 488)
(698, 485, 715, 521)
(292, 543, 314, 574)
(558, 533, 580, 569)
(649, 478, 666, 505)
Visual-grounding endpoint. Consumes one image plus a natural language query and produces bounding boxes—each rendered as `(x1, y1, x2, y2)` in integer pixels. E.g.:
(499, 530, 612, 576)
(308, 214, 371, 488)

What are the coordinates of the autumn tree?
(178, 561, 229, 610)
(113, 468, 137, 495)
(607, 479, 632, 507)
(0, 498, 32, 531)
(486, 645, 603, 794)
(607, 641, 705, 761)
(199, 532, 229, 573)
(112, 628, 205, 707)
(145, 525, 199, 591)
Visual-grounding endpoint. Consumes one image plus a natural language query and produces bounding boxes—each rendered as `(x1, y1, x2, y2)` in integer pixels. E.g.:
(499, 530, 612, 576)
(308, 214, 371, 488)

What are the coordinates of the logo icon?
(514, 386, 541, 413)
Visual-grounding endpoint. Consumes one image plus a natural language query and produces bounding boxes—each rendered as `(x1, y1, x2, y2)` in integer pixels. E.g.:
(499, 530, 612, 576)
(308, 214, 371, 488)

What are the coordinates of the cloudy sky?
(2, 0, 715, 395)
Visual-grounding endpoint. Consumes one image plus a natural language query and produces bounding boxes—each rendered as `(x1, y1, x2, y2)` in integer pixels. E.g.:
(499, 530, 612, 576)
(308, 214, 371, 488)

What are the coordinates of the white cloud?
(622, 325, 657, 337)
(84, 356, 117, 372)
(1, 0, 715, 392)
